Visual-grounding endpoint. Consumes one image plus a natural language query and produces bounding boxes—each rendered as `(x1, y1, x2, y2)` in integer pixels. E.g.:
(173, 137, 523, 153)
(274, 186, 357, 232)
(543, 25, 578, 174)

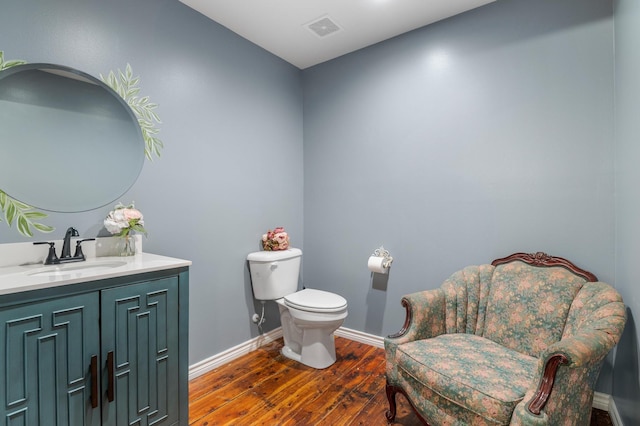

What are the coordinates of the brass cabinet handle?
(90, 355, 98, 408)
(107, 351, 115, 402)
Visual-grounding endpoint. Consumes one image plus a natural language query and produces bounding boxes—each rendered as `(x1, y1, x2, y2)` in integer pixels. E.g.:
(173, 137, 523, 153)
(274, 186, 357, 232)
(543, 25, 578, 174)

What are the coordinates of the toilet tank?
(247, 248, 302, 301)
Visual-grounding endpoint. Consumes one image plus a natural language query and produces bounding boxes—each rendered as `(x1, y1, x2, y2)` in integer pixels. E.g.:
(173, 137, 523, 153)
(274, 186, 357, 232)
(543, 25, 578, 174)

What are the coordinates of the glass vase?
(118, 234, 136, 256)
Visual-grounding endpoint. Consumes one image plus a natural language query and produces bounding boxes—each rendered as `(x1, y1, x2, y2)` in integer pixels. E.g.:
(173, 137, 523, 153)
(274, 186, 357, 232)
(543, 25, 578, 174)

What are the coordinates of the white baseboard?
(594, 392, 623, 425)
(334, 326, 384, 348)
(608, 395, 623, 426)
(188, 327, 283, 380)
(593, 391, 610, 411)
(187, 326, 380, 380)
(188, 327, 619, 423)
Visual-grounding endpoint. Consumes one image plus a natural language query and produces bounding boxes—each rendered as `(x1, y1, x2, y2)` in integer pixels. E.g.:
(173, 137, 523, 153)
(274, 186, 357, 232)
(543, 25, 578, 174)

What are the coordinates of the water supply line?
(252, 301, 266, 333)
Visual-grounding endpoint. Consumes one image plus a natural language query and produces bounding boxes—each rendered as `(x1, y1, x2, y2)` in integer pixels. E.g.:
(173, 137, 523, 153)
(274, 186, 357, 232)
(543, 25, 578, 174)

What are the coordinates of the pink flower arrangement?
(262, 227, 290, 251)
(104, 202, 147, 237)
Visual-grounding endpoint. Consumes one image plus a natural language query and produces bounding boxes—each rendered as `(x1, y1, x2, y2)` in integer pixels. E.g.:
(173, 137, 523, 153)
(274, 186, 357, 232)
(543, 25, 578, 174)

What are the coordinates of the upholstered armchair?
(384, 252, 626, 425)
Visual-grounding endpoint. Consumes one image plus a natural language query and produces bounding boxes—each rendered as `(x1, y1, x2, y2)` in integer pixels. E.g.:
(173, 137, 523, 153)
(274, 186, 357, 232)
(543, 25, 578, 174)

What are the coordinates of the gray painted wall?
(614, 0, 640, 422)
(302, 0, 616, 392)
(0, 0, 304, 364)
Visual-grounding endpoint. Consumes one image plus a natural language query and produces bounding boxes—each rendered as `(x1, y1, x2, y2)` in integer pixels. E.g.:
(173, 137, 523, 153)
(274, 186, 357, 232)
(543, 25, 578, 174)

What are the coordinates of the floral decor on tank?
(262, 227, 290, 251)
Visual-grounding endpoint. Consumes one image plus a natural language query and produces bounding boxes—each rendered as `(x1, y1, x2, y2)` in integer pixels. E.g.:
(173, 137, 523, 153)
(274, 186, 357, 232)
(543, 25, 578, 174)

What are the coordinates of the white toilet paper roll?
(368, 256, 388, 274)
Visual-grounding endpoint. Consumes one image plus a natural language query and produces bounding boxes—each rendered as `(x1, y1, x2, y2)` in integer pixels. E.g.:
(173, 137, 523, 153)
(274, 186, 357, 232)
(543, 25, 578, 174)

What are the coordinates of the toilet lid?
(284, 289, 347, 313)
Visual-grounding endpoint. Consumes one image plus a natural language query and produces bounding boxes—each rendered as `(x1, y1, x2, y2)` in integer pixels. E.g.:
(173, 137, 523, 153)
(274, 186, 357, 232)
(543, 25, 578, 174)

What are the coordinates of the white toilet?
(247, 248, 348, 369)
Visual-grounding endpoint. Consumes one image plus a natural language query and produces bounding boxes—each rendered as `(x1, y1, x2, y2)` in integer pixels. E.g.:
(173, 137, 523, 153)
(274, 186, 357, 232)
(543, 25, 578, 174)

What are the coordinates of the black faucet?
(33, 227, 96, 265)
(61, 227, 80, 259)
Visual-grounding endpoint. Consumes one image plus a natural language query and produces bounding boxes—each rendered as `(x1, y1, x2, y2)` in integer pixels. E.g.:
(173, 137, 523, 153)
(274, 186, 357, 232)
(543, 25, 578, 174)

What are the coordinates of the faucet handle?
(33, 241, 59, 265)
(73, 238, 96, 259)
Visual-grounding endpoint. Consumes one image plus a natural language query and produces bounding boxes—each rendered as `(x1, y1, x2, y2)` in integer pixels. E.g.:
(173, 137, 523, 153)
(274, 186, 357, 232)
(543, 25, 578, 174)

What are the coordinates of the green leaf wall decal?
(100, 64, 163, 161)
(0, 190, 54, 237)
(0, 51, 26, 71)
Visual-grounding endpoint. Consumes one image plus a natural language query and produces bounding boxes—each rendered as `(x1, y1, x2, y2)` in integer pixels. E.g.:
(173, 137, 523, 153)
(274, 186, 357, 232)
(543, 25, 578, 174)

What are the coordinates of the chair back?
(483, 260, 587, 357)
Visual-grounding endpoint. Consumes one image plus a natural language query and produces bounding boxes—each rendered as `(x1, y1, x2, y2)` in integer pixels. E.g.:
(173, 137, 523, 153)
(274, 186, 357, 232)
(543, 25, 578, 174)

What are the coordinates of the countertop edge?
(0, 252, 192, 296)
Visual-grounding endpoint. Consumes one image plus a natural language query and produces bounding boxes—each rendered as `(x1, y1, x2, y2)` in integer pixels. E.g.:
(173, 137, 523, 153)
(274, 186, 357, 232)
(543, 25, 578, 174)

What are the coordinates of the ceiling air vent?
(306, 16, 342, 38)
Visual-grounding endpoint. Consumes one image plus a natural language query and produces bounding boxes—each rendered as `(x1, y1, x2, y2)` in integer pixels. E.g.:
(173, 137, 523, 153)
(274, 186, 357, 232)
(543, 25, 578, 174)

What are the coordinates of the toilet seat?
(284, 288, 347, 313)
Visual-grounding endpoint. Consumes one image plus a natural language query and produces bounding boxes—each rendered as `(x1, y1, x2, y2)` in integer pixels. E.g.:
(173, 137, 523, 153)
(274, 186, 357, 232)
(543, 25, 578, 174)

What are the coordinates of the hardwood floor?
(189, 336, 612, 426)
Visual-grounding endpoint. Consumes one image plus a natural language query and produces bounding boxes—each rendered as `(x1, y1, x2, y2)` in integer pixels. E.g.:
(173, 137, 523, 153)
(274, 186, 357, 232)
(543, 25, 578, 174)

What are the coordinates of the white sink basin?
(27, 260, 127, 277)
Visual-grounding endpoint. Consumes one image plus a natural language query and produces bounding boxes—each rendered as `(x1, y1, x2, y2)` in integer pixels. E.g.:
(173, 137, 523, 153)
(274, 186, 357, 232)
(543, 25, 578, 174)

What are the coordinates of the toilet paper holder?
(372, 246, 393, 268)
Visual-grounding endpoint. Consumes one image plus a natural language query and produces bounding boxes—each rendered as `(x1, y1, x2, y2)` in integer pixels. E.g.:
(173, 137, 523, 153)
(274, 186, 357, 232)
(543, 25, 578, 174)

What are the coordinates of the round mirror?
(0, 63, 145, 212)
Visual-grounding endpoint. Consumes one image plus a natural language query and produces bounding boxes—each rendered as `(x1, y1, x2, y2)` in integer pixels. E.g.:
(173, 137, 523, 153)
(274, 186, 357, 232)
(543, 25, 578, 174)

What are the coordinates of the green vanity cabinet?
(0, 292, 101, 426)
(0, 266, 189, 426)
(101, 277, 180, 426)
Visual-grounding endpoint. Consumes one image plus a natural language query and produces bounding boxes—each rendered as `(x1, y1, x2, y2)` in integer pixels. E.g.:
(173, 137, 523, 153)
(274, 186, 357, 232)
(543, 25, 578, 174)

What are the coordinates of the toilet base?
(276, 300, 346, 369)
(280, 330, 337, 369)
(281, 345, 302, 363)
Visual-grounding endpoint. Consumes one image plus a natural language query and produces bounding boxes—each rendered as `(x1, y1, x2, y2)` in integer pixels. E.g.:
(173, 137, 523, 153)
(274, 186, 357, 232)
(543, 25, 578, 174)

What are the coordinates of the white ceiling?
(179, 0, 496, 69)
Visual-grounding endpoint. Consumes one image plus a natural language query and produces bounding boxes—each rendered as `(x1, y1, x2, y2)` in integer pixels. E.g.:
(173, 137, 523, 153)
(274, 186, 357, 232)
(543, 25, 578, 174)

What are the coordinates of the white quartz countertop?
(0, 252, 191, 296)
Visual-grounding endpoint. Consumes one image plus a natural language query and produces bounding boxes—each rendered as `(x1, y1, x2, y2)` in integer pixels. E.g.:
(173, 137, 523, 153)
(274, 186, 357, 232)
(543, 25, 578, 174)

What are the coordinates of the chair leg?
(385, 381, 431, 426)
(385, 382, 398, 423)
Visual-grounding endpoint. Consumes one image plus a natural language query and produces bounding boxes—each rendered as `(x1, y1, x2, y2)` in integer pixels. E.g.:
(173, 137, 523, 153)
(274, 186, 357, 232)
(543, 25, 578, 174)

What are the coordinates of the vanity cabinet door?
(0, 293, 101, 426)
(100, 277, 179, 426)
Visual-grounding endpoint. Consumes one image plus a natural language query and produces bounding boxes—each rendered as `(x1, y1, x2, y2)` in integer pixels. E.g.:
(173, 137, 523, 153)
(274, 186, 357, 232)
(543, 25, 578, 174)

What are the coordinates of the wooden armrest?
(527, 354, 568, 415)
(388, 298, 412, 339)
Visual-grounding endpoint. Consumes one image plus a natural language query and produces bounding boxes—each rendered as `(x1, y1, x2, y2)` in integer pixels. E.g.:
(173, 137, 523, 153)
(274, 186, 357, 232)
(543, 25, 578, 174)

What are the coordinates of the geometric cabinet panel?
(100, 277, 179, 426)
(0, 293, 101, 426)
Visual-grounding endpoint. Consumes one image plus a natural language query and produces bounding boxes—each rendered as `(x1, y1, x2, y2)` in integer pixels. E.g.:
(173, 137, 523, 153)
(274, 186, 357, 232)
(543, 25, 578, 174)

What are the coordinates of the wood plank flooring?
(189, 336, 613, 426)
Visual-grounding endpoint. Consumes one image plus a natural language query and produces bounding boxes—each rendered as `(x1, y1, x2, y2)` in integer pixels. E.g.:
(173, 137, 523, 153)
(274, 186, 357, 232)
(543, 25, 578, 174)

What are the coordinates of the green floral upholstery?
(484, 262, 586, 357)
(385, 258, 626, 426)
